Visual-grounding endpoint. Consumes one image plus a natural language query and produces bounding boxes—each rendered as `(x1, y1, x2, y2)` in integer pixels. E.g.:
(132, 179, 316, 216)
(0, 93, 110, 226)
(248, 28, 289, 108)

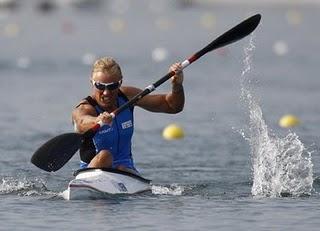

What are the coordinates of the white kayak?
(63, 168, 151, 200)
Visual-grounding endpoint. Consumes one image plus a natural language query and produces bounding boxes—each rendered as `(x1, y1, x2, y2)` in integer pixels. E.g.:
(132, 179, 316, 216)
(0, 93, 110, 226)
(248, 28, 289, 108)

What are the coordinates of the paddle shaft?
(112, 60, 189, 116)
(110, 52, 201, 118)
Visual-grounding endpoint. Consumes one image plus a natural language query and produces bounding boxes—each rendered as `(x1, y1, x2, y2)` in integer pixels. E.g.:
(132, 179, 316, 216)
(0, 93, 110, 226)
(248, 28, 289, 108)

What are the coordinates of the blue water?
(1, 1, 320, 230)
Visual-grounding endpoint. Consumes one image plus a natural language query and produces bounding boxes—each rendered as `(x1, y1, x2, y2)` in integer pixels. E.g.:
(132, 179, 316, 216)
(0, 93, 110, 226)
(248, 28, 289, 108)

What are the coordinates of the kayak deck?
(63, 168, 151, 200)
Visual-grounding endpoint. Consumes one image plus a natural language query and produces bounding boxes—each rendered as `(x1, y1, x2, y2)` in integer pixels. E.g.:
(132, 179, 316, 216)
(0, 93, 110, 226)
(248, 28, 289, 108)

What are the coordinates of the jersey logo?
(121, 120, 133, 129)
(98, 127, 113, 134)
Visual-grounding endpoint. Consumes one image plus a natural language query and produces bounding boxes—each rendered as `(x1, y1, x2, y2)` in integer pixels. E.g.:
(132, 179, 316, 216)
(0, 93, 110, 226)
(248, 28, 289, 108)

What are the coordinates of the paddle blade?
(31, 133, 82, 172)
(196, 14, 261, 58)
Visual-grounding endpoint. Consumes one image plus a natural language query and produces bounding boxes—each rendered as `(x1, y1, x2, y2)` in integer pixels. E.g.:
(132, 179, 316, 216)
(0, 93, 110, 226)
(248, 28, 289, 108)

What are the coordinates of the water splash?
(151, 184, 184, 195)
(0, 176, 53, 197)
(240, 35, 313, 197)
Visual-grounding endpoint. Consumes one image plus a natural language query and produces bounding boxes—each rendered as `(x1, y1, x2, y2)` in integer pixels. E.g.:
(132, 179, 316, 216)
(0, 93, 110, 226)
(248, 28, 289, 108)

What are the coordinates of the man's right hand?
(96, 112, 113, 126)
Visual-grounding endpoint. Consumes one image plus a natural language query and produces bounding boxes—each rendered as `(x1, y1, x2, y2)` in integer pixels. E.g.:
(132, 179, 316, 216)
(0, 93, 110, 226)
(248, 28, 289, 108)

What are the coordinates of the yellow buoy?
(279, 114, 300, 128)
(162, 124, 184, 140)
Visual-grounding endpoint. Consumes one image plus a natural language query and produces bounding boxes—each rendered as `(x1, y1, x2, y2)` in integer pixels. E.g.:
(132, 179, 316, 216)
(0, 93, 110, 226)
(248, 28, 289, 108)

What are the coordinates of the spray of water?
(151, 184, 184, 195)
(240, 35, 313, 197)
(0, 176, 53, 197)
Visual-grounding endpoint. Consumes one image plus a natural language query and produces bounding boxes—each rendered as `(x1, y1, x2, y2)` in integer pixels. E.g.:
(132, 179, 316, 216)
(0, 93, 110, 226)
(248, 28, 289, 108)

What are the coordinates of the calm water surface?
(1, 1, 320, 230)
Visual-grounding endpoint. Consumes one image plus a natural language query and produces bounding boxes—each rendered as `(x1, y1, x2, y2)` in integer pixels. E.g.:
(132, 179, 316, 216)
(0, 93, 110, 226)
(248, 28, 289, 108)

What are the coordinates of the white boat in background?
(63, 168, 151, 200)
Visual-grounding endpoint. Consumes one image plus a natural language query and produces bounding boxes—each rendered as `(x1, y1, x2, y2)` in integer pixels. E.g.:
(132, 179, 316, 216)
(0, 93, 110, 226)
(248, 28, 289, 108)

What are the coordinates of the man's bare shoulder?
(73, 99, 97, 117)
(120, 86, 143, 99)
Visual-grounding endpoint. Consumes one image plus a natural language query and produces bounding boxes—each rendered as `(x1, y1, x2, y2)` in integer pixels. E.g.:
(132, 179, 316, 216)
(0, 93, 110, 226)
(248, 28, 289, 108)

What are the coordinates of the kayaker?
(72, 57, 184, 174)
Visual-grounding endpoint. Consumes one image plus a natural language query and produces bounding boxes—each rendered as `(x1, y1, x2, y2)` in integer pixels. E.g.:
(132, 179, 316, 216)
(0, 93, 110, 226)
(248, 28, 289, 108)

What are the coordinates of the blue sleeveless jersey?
(81, 95, 135, 170)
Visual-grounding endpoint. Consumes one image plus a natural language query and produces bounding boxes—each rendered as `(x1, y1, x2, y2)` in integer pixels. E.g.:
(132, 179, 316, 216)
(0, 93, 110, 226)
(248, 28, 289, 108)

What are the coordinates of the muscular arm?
(120, 63, 185, 114)
(72, 102, 98, 133)
(121, 84, 185, 114)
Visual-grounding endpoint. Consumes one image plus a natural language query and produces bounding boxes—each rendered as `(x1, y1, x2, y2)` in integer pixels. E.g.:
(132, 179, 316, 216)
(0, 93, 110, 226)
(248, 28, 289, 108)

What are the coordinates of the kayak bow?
(63, 168, 151, 200)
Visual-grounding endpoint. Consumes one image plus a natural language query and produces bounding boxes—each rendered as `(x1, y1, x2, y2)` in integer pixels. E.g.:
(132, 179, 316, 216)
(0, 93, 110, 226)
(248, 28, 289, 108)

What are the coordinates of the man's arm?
(121, 63, 185, 114)
(72, 103, 98, 133)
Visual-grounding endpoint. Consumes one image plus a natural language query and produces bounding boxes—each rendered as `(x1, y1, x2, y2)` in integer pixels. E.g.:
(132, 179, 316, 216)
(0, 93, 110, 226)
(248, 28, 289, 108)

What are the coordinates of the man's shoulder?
(73, 97, 96, 114)
(120, 86, 143, 99)
(72, 103, 97, 120)
(75, 96, 97, 108)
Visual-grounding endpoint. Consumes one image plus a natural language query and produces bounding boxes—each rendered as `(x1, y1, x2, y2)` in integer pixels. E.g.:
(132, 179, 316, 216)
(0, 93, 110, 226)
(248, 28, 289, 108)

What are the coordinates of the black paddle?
(31, 14, 261, 172)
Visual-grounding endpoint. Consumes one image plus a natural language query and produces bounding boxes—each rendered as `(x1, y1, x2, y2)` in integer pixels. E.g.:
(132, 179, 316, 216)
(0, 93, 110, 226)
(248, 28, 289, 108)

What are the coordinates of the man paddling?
(72, 57, 184, 174)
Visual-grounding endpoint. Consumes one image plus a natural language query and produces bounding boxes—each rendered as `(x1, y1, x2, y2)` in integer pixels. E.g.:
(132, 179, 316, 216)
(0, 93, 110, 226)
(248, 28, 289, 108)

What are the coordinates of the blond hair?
(91, 57, 122, 79)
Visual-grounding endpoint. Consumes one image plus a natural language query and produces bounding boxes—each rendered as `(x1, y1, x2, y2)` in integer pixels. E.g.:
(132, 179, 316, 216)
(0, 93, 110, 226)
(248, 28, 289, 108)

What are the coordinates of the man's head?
(91, 57, 122, 80)
(91, 57, 123, 110)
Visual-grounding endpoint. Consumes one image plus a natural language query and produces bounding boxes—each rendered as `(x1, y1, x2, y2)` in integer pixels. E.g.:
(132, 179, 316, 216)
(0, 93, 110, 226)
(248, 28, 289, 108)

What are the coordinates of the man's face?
(91, 71, 122, 110)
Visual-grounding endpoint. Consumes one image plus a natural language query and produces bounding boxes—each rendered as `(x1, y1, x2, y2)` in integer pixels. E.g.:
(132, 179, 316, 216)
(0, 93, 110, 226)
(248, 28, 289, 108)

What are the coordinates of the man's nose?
(103, 88, 112, 95)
